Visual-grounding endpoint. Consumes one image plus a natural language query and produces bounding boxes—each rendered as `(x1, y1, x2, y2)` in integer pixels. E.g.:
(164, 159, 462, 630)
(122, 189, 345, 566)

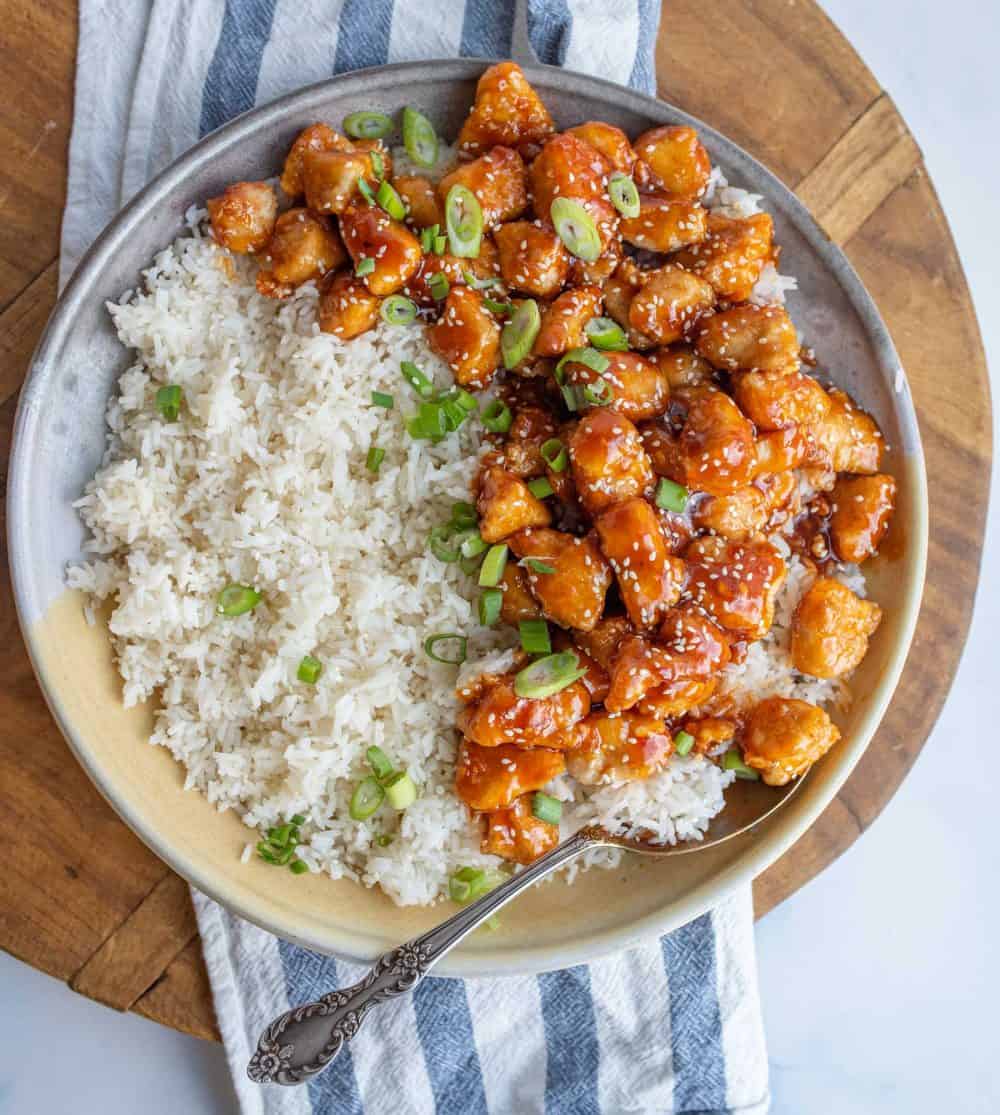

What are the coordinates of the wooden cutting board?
(0, 0, 990, 1041)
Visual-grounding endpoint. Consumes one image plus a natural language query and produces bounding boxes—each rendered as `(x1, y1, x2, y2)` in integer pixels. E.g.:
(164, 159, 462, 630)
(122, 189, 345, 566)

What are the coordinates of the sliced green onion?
(290, 814, 306, 826)
(501, 299, 541, 369)
(449, 865, 507, 904)
(519, 618, 551, 655)
(423, 632, 468, 664)
(366, 446, 385, 473)
(420, 225, 437, 253)
(451, 500, 478, 529)
(478, 544, 509, 587)
(369, 148, 385, 181)
(402, 106, 438, 168)
(585, 316, 629, 351)
(674, 730, 695, 757)
(463, 271, 501, 291)
(722, 746, 760, 781)
(531, 791, 563, 825)
(514, 651, 587, 699)
(357, 177, 376, 205)
(297, 655, 323, 684)
(366, 746, 395, 780)
(343, 110, 393, 140)
(481, 399, 512, 433)
(155, 384, 182, 421)
(608, 172, 641, 219)
(420, 400, 447, 438)
(453, 389, 478, 414)
(550, 197, 601, 262)
(355, 256, 375, 277)
(458, 530, 488, 559)
(376, 179, 406, 221)
(582, 377, 614, 406)
(540, 438, 568, 472)
(655, 477, 690, 513)
(554, 346, 610, 383)
(350, 776, 385, 820)
(520, 556, 555, 575)
(433, 233, 448, 255)
(478, 587, 503, 626)
(440, 394, 471, 432)
(459, 553, 485, 576)
(429, 524, 461, 563)
(527, 477, 553, 499)
(384, 770, 418, 810)
(371, 389, 395, 408)
(484, 297, 513, 316)
(217, 583, 262, 616)
(374, 833, 395, 847)
(401, 360, 435, 399)
(561, 384, 584, 412)
(445, 184, 484, 259)
(380, 295, 417, 326)
(428, 271, 450, 301)
(289, 859, 309, 875)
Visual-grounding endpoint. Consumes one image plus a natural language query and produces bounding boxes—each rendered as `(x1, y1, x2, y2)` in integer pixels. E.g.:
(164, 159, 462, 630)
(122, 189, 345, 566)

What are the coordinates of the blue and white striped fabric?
(62, 3, 771, 1111)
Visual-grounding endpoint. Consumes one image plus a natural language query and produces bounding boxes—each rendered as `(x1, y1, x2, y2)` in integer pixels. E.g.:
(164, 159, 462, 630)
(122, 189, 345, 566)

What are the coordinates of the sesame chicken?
(674, 212, 774, 302)
(651, 345, 716, 390)
(338, 203, 422, 295)
(636, 675, 718, 719)
(567, 710, 675, 784)
(565, 121, 637, 174)
(279, 124, 353, 197)
(633, 125, 712, 199)
(438, 145, 530, 228)
(732, 370, 832, 430)
(680, 717, 737, 755)
(206, 181, 278, 254)
(460, 672, 590, 748)
(426, 286, 502, 387)
(501, 405, 559, 478)
(458, 61, 556, 154)
(394, 174, 444, 228)
(483, 795, 560, 864)
(316, 271, 380, 339)
(628, 266, 716, 346)
(507, 527, 613, 631)
(683, 535, 787, 638)
(828, 474, 897, 564)
(302, 149, 376, 215)
(456, 741, 566, 812)
(791, 577, 882, 679)
(494, 220, 570, 297)
(563, 350, 671, 422)
(476, 465, 552, 543)
(568, 409, 655, 515)
(534, 286, 605, 357)
(619, 194, 708, 254)
(530, 133, 619, 251)
(573, 615, 636, 669)
(602, 262, 657, 351)
(255, 208, 345, 298)
(696, 303, 801, 373)
(498, 562, 544, 624)
(805, 388, 884, 474)
(741, 698, 841, 786)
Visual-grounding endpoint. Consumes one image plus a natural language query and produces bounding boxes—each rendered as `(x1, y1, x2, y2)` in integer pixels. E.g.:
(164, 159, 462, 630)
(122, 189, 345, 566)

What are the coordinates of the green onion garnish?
(608, 172, 641, 219)
(376, 179, 406, 221)
(451, 500, 478, 529)
(369, 148, 385, 181)
(561, 384, 584, 412)
(217, 583, 262, 616)
(375, 833, 395, 847)
(428, 271, 450, 301)
(501, 299, 541, 369)
(289, 859, 309, 875)
(520, 557, 555, 575)
(380, 295, 417, 326)
(445, 184, 484, 259)
(355, 256, 376, 277)
(478, 544, 509, 587)
(366, 745, 395, 780)
(402, 106, 439, 168)
(722, 746, 760, 781)
(674, 730, 695, 757)
(463, 271, 501, 291)
(582, 378, 614, 406)
(384, 770, 418, 810)
(371, 390, 394, 409)
(531, 791, 563, 825)
(343, 110, 393, 140)
(429, 524, 462, 563)
(481, 399, 513, 433)
(433, 233, 448, 254)
(257, 815, 307, 872)
(513, 651, 587, 699)
(550, 197, 601, 262)
(554, 346, 610, 383)
(350, 776, 385, 820)
(297, 655, 323, 684)
(527, 477, 553, 499)
(478, 587, 503, 626)
(366, 445, 385, 473)
(401, 360, 435, 399)
(423, 632, 468, 664)
(519, 618, 551, 655)
(655, 477, 690, 513)
(484, 297, 513, 316)
(585, 316, 629, 351)
(357, 177, 376, 206)
(540, 438, 568, 472)
(449, 865, 508, 904)
(458, 530, 488, 559)
(155, 384, 183, 421)
(420, 225, 437, 253)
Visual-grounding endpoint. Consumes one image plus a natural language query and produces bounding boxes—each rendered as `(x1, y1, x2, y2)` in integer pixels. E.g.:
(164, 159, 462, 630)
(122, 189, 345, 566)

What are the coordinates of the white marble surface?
(2, 2, 998, 1112)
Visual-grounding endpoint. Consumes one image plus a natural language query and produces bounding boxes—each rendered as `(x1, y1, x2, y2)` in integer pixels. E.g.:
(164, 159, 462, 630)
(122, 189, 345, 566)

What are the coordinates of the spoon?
(247, 773, 802, 1086)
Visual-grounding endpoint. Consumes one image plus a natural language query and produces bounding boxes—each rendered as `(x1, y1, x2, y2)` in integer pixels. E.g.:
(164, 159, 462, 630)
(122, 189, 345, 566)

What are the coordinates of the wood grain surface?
(0, 0, 990, 1041)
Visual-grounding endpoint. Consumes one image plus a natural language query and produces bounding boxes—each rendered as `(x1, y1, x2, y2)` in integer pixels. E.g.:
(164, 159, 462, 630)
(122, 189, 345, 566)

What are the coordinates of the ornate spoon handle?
(248, 828, 599, 1086)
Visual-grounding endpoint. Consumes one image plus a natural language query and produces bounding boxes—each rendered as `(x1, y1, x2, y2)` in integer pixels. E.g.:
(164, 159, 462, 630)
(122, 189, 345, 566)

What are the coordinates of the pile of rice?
(68, 174, 857, 907)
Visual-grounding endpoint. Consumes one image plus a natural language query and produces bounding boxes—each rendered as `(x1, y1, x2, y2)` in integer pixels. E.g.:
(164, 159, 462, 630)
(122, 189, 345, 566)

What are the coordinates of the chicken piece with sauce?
(207, 182, 278, 254)
(567, 710, 674, 785)
(438, 145, 529, 228)
(255, 209, 345, 298)
(483, 795, 560, 864)
(740, 698, 841, 786)
(338, 203, 422, 295)
(568, 408, 654, 516)
(460, 671, 590, 749)
(791, 577, 882, 679)
(696, 304, 800, 373)
(426, 286, 503, 388)
(457, 61, 556, 154)
(507, 527, 612, 632)
(684, 535, 787, 638)
(674, 212, 774, 302)
(828, 474, 897, 563)
(456, 741, 566, 812)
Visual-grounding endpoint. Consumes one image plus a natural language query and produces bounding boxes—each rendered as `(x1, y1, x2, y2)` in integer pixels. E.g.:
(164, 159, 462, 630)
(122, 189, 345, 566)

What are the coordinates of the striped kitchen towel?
(61, 2, 770, 1112)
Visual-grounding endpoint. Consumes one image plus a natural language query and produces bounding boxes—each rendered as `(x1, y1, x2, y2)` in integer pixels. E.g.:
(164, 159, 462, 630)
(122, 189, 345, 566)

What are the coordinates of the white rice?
(68, 172, 853, 907)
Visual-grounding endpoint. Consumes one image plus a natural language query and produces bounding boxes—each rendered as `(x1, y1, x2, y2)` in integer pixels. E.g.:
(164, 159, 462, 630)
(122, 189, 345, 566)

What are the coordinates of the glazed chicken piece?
(394, 174, 444, 228)
(407, 240, 501, 307)
(457, 61, 556, 154)
(696, 304, 800, 373)
(594, 497, 685, 630)
(636, 675, 717, 719)
(684, 536, 787, 638)
(494, 221, 570, 297)
(753, 427, 811, 476)
(619, 195, 708, 254)
(456, 741, 566, 812)
(255, 209, 345, 298)
(568, 235, 623, 288)
(426, 286, 502, 388)
(693, 485, 769, 541)
(338, 204, 422, 295)
(602, 263, 656, 351)
(534, 286, 604, 357)
(567, 710, 674, 784)
(741, 697, 841, 786)
(806, 388, 884, 474)
(507, 527, 613, 632)
(279, 123, 353, 197)
(460, 672, 590, 748)
(530, 133, 619, 250)
(829, 474, 897, 563)
(476, 465, 551, 543)
(562, 350, 670, 423)
(557, 636, 610, 704)
(629, 266, 716, 346)
(732, 370, 832, 430)
(350, 138, 394, 178)
(501, 406, 558, 478)
(302, 149, 374, 215)
(573, 615, 635, 670)
(498, 562, 543, 623)
(791, 577, 882, 679)
(207, 181, 278, 254)
(651, 345, 715, 390)
(483, 795, 560, 864)
(438, 145, 529, 228)
(568, 409, 655, 516)
(633, 125, 712, 199)
(317, 272, 381, 339)
(565, 121, 637, 173)
(674, 213, 774, 302)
